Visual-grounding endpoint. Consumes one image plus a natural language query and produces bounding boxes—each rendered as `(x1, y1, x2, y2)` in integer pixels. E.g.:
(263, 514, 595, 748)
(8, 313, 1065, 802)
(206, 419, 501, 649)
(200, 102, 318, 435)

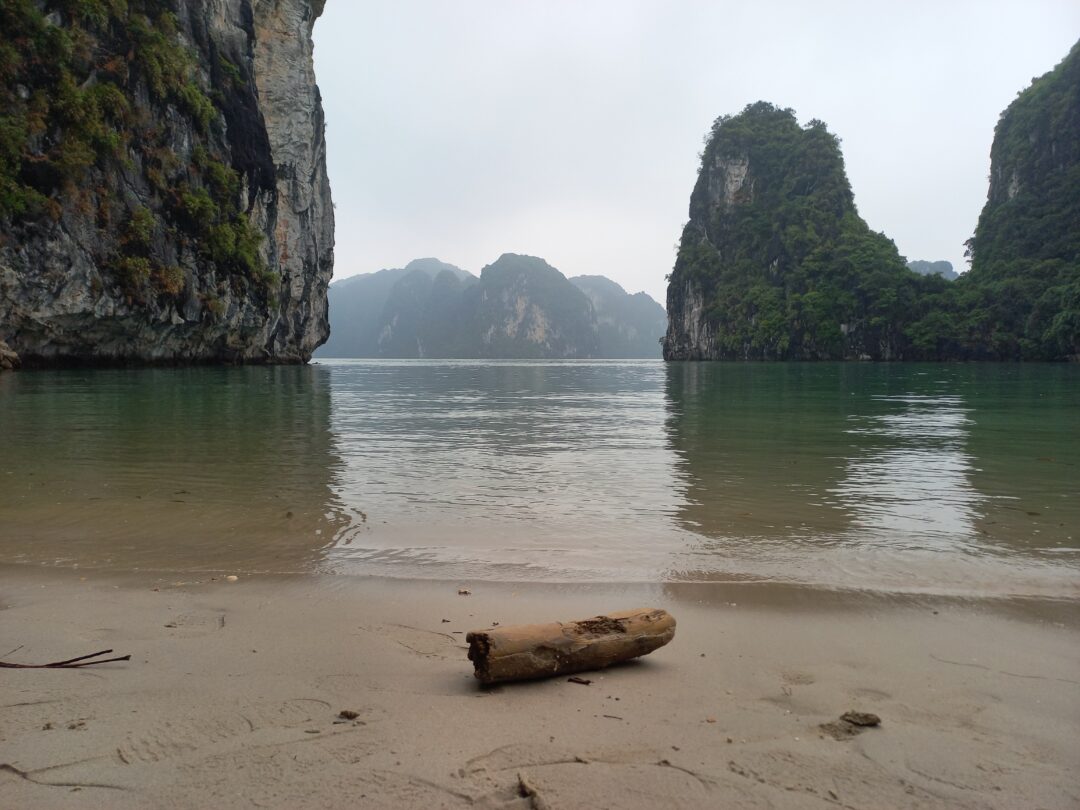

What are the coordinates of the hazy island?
(316, 255, 667, 359)
(907, 260, 958, 281)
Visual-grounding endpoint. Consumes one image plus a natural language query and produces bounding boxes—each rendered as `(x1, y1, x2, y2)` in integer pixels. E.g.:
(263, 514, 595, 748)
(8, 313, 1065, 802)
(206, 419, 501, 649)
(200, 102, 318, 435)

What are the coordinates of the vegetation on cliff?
(666, 43, 1080, 362)
(0, 0, 273, 308)
(666, 102, 932, 360)
(955, 39, 1080, 360)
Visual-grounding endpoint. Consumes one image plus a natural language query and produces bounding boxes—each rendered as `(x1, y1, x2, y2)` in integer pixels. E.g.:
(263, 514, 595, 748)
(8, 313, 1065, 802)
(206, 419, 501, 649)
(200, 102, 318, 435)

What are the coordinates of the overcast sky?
(313, 1, 1079, 305)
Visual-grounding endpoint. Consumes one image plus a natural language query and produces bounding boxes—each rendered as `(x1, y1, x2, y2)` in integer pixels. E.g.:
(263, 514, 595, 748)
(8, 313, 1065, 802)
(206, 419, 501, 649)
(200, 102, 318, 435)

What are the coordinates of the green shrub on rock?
(0, 0, 273, 305)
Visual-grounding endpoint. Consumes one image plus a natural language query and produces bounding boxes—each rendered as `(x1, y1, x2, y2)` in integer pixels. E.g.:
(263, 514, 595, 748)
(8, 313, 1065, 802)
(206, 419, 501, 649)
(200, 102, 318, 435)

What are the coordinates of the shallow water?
(1, 360, 1077, 597)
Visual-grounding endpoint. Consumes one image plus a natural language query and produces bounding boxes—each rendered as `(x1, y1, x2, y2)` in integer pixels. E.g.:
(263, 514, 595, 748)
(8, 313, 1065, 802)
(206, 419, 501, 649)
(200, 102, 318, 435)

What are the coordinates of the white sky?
(313, 1, 1079, 304)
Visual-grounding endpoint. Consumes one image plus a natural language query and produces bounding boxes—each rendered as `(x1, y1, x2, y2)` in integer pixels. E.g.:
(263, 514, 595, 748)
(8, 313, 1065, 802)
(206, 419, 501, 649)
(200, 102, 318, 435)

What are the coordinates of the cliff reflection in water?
(663, 362, 857, 549)
(0, 366, 353, 574)
(663, 362, 1080, 592)
(830, 366, 1079, 561)
(832, 391, 982, 549)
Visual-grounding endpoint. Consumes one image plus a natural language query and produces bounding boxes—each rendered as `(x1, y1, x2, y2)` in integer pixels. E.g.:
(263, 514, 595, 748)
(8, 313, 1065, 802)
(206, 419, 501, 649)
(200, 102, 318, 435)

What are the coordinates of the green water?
(0, 361, 1077, 597)
(665, 363, 1079, 594)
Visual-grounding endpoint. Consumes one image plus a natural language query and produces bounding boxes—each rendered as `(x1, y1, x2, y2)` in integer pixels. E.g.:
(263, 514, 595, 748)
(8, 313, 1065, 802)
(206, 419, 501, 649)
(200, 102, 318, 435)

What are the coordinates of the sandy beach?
(1, 565, 1077, 809)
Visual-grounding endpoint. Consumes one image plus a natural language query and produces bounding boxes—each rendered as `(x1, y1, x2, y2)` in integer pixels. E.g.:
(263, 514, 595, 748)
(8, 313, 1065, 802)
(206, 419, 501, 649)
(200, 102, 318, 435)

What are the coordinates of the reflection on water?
(321, 361, 684, 580)
(663, 363, 855, 546)
(835, 395, 981, 547)
(0, 366, 349, 573)
(0, 360, 1076, 596)
(663, 363, 1079, 595)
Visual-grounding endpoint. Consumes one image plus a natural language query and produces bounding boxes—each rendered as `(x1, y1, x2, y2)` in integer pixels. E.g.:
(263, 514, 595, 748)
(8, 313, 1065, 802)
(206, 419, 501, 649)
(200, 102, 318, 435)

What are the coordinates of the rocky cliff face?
(662, 102, 917, 361)
(663, 277, 718, 361)
(0, 0, 332, 365)
(967, 40, 1079, 280)
(470, 254, 599, 358)
(957, 39, 1080, 360)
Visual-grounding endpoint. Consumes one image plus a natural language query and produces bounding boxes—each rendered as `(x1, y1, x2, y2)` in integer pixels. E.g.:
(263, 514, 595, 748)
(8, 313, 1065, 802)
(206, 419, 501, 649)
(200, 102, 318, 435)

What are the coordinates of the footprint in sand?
(849, 686, 891, 701)
(177, 756, 473, 809)
(466, 744, 730, 808)
(781, 670, 816, 686)
(250, 697, 335, 729)
(118, 711, 258, 765)
(117, 698, 358, 767)
(162, 610, 227, 638)
(355, 623, 463, 659)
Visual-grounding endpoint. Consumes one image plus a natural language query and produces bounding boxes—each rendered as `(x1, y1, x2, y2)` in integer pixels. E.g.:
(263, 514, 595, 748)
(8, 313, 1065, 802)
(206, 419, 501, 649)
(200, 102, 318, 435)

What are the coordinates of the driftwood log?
(466, 608, 675, 685)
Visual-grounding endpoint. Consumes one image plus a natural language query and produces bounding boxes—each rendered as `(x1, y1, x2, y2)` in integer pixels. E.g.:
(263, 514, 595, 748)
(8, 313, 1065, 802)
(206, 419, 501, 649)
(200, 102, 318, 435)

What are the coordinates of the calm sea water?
(1, 360, 1077, 597)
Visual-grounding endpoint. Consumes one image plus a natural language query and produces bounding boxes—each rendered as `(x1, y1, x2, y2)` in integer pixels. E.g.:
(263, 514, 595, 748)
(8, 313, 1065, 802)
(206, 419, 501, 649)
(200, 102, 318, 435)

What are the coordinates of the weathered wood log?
(466, 608, 675, 685)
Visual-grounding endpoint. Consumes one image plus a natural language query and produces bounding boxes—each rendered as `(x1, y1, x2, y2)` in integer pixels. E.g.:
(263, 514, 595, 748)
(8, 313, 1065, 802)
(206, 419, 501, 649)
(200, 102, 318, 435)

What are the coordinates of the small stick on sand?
(0, 648, 131, 669)
(466, 608, 675, 685)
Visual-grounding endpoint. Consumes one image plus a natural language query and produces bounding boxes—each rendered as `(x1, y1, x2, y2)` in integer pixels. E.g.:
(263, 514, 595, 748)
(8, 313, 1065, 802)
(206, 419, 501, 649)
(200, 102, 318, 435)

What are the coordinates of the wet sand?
(1, 566, 1078, 809)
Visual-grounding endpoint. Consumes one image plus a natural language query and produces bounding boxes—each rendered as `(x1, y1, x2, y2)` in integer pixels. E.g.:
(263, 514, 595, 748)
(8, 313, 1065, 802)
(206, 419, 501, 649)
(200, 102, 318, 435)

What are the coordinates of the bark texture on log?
(466, 608, 675, 685)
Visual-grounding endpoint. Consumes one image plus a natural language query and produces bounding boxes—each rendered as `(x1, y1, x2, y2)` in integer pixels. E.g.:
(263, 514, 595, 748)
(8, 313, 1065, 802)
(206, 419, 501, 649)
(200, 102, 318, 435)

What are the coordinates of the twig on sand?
(0, 648, 131, 669)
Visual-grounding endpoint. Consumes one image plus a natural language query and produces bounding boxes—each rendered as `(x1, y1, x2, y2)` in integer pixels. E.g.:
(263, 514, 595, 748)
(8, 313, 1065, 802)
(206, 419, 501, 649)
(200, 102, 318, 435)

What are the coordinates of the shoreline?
(2, 566, 1078, 808)
(4, 557, 1078, 609)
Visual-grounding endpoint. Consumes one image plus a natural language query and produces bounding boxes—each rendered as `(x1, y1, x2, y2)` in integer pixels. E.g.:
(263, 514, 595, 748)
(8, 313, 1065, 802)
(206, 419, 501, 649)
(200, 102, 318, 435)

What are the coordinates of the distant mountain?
(458, 254, 599, 358)
(570, 276, 666, 357)
(316, 259, 474, 357)
(907, 261, 958, 281)
(317, 255, 666, 358)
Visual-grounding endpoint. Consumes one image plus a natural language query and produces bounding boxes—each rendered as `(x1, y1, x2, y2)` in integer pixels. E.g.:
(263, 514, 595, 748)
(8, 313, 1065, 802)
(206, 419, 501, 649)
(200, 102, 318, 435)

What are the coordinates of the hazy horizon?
(314, 1, 1079, 304)
(326, 253, 670, 302)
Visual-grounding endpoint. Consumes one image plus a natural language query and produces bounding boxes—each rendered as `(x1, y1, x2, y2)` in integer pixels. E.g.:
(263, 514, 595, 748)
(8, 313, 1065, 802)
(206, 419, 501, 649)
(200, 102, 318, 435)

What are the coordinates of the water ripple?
(0, 361, 1077, 597)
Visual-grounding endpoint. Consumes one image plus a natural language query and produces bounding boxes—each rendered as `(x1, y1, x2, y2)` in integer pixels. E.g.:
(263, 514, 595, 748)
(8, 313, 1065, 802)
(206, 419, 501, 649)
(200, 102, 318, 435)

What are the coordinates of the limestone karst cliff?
(959, 38, 1079, 359)
(662, 102, 919, 361)
(663, 81, 1079, 362)
(462, 254, 595, 359)
(0, 0, 332, 365)
(970, 40, 1079, 270)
